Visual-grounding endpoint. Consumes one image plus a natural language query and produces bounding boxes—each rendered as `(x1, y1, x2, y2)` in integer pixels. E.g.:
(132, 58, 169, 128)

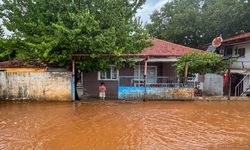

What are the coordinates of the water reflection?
(1, 101, 250, 149)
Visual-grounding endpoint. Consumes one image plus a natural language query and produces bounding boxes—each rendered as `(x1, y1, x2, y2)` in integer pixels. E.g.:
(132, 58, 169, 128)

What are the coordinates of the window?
(134, 65, 144, 80)
(235, 48, 245, 57)
(224, 47, 233, 56)
(98, 66, 119, 80)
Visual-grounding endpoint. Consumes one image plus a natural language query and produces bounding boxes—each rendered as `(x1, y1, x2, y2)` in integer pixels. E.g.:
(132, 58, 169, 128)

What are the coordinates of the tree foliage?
(0, 25, 10, 61)
(146, 0, 250, 48)
(176, 52, 227, 76)
(0, 0, 150, 71)
(0, 26, 3, 37)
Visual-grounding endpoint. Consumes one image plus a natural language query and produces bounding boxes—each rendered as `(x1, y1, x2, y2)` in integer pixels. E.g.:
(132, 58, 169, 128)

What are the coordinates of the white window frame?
(98, 66, 119, 81)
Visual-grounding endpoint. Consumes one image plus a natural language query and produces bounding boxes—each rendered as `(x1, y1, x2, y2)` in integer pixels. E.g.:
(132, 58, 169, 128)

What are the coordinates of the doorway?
(231, 73, 244, 96)
(134, 65, 157, 84)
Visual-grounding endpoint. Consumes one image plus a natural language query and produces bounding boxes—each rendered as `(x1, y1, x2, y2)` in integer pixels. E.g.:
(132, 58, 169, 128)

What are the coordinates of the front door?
(147, 66, 157, 83)
(134, 66, 157, 84)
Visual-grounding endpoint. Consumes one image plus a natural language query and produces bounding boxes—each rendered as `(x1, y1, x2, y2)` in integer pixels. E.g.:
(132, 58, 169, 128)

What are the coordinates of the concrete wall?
(162, 62, 177, 77)
(0, 72, 71, 101)
(203, 74, 223, 96)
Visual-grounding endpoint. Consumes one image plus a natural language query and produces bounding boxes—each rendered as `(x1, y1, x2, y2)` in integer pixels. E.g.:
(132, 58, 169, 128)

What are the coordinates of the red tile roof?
(141, 39, 204, 57)
(223, 32, 250, 43)
(1, 39, 204, 68)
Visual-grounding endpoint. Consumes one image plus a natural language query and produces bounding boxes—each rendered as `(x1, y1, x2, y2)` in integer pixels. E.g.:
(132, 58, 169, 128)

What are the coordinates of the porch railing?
(118, 76, 197, 88)
(118, 76, 197, 100)
(235, 73, 250, 96)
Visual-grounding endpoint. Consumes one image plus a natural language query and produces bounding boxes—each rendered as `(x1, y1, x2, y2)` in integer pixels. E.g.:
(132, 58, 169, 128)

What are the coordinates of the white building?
(222, 33, 250, 96)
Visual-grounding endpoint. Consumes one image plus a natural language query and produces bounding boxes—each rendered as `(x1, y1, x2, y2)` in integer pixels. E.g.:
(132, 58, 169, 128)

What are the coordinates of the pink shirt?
(99, 85, 106, 92)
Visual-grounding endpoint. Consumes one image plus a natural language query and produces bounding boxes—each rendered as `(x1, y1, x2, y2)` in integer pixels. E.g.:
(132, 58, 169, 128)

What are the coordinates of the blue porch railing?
(118, 76, 196, 100)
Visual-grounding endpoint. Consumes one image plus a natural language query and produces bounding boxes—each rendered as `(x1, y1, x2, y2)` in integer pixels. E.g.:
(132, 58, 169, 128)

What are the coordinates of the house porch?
(80, 61, 196, 100)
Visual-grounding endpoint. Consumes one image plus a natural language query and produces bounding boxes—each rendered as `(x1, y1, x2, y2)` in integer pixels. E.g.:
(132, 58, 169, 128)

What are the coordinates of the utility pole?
(72, 57, 76, 101)
(184, 61, 189, 86)
(228, 59, 231, 100)
(143, 56, 149, 101)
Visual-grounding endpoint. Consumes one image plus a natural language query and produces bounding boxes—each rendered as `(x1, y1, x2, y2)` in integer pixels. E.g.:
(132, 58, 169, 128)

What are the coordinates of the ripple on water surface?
(0, 101, 250, 149)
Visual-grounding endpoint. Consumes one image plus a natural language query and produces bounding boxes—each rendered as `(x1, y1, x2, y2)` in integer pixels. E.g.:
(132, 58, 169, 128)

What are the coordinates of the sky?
(136, 0, 170, 24)
(0, 0, 170, 35)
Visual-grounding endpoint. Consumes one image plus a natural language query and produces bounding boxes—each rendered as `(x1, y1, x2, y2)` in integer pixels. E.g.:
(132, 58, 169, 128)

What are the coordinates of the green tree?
(146, 0, 250, 48)
(0, 0, 150, 71)
(202, 0, 249, 42)
(0, 25, 10, 61)
(146, 0, 203, 48)
(176, 52, 227, 76)
(0, 25, 3, 37)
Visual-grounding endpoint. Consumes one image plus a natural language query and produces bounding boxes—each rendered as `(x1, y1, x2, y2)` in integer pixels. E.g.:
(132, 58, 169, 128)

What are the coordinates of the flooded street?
(1, 101, 250, 149)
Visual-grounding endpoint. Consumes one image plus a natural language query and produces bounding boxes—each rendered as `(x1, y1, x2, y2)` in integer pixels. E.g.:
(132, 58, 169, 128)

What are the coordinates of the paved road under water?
(1, 101, 250, 150)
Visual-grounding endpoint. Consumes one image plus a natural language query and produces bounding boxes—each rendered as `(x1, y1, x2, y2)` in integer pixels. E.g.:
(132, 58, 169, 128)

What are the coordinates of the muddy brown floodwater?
(1, 101, 250, 150)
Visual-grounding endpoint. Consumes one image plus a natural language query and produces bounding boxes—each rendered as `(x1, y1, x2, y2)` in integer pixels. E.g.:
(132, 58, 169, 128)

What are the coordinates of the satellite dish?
(207, 45, 216, 52)
(212, 36, 223, 48)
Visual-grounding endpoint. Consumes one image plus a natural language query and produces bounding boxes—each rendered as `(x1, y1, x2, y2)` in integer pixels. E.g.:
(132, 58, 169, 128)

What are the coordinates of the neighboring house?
(221, 33, 250, 96)
(80, 39, 203, 100)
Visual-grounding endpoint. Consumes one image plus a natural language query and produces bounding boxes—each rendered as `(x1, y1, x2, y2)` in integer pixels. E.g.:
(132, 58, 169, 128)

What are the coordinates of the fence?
(118, 76, 196, 100)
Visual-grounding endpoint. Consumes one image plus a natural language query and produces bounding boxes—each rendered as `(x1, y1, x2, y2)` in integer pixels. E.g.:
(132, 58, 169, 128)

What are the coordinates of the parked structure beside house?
(0, 60, 71, 101)
(75, 39, 204, 100)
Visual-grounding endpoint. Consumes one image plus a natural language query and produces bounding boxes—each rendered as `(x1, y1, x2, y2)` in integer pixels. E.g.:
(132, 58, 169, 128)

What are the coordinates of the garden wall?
(203, 74, 223, 96)
(0, 72, 71, 101)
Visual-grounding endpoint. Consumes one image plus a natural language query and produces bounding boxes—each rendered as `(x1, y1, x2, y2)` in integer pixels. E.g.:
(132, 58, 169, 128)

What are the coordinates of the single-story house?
(77, 39, 204, 100)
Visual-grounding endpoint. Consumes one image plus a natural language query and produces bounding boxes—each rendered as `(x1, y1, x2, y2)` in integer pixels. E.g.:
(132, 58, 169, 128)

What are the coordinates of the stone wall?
(0, 72, 71, 101)
(203, 74, 224, 96)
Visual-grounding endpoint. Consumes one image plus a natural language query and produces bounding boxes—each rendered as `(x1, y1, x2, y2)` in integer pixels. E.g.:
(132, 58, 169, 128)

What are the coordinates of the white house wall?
(231, 43, 250, 69)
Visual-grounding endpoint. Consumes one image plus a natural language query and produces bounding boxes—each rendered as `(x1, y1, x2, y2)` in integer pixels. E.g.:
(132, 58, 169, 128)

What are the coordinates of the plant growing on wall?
(0, 0, 150, 71)
(176, 52, 227, 76)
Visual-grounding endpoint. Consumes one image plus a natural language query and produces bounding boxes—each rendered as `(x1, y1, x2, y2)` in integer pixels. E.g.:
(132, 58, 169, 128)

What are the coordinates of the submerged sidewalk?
(195, 96, 250, 101)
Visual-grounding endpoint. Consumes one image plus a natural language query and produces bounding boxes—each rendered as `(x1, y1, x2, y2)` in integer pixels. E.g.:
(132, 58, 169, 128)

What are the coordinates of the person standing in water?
(99, 82, 106, 100)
